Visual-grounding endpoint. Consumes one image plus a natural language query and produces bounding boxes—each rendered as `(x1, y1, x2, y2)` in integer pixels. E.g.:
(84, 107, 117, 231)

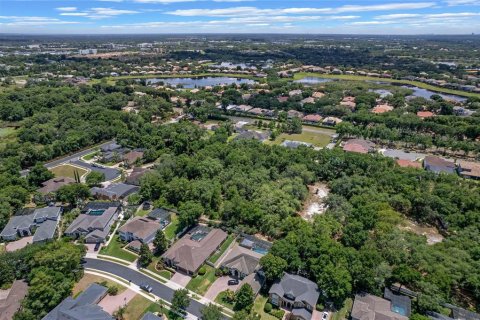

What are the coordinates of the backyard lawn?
(332, 298, 353, 320)
(72, 273, 126, 297)
(269, 131, 331, 148)
(186, 265, 217, 295)
(252, 295, 279, 320)
(164, 214, 180, 240)
(208, 234, 235, 264)
(50, 164, 88, 179)
(136, 209, 150, 217)
(99, 235, 137, 262)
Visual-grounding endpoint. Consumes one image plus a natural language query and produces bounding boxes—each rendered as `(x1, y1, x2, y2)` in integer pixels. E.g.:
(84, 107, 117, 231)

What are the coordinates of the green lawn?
(186, 265, 217, 295)
(214, 290, 235, 310)
(99, 235, 137, 262)
(50, 164, 88, 179)
(82, 151, 99, 161)
(208, 234, 235, 264)
(164, 214, 180, 240)
(0, 127, 16, 138)
(72, 273, 126, 297)
(136, 209, 150, 217)
(268, 131, 332, 148)
(293, 72, 480, 99)
(0, 243, 5, 254)
(252, 295, 279, 320)
(147, 259, 172, 280)
(332, 298, 353, 320)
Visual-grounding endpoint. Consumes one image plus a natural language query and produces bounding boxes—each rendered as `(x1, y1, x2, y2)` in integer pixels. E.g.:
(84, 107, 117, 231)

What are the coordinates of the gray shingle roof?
(148, 208, 172, 222)
(91, 183, 139, 199)
(0, 207, 61, 241)
(220, 244, 262, 276)
(33, 219, 59, 243)
(65, 206, 117, 240)
(269, 273, 320, 309)
(141, 312, 164, 320)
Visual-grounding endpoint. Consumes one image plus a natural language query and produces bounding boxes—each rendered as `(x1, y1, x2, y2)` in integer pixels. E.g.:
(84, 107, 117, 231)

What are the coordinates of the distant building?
(423, 156, 456, 174)
(372, 104, 394, 114)
(302, 114, 322, 124)
(0, 206, 62, 243)
(78, 49, 98, 55)
(417, 111, 435, 119)
(269, 273, 320, 320)
(0, 280, 28, 320)
(125, 167, 152, 186)
(118, 217, 163, 244)
(351, 291, 410, 320)
(37, 177, 75, 195)
(457, 160, 480, 180)
(396, 159, 422, 169)
(343, 139, 376, 154)
(90, 183, 139, 201)
(123, 150, 144, 168)
(42, 283, 112, 320)
(322, 117, 342, 126)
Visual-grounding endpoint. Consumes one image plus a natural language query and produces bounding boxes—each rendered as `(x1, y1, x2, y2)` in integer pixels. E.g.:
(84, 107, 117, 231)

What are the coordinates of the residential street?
(84, 258, 227, 319)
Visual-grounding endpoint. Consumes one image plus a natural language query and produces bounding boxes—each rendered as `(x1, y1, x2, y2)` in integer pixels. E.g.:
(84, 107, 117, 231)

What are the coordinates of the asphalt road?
(84, 258, 214, 319)
(20, 140, 115, 177)
(71, 160, 120, 181)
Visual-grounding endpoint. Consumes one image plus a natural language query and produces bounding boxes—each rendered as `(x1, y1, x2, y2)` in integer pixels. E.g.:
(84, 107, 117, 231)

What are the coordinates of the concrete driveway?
(85, 243, 102, 253)
(99, 289, 136, 314)
(6, 236, 33, 252)
(170, 271, 192, 287)
(204, 276, 240, 301)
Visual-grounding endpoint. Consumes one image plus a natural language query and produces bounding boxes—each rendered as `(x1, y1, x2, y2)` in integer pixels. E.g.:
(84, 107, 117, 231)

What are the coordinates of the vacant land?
(186, 265, 217, 295)
(293, 72, 480, 98)
(99, 235, 138, 262)
(269, 131, 331, 148)
(50, 164, 88, 179)
(72, 273, 126, 297)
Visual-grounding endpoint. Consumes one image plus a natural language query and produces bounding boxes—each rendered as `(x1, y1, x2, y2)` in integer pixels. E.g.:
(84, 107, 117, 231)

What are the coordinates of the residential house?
(340, 96, 356, 110)
(269, 273, 320, 320)
(343, 139, 376, 154)
(141, 312, 164, 320)
(90, 183, 139, 201)
(302, 114, 322, 124)
(457, 160, 480, 180)
(278, 96, 289, 103)
(0, 206, 62, 243)
(118, 216, 162, 244)
(0, 280, 28, 320)
(300, 97, 315, 105)
(372, 104, 394, 114)
(123, 150, 144, 168)
(312, 92, 325, 99)
(417, 111, 435, 119)
(37, 177, 75, 195)
(148, 208, 173, 228)
(232, 104, 253, 112)
(351, 292, 409, 320)
(396, 159, 422, 169)
(281, 140, 313, 149)
(126, 167, 152, 186)
(100, 142, 121, 153)
(429, 304, 480, 320)
(64, 202, 120, 243)
(424, 156, 456, 174)
(220, 244, 262, 279)
(322, 117, 343, 126)
(162, 226, 227, 275)
(234, 131, 270, 142)
(289, 89, 302, 97)
(287, 110, 304, 119)
(42, 283, 112, 320)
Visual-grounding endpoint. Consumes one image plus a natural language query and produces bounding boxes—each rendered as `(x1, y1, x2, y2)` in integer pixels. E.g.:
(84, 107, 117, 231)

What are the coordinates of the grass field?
(208, 234, 235, 264)
(270, 131, 332, 148)
(136, 209, 150, 217)
(215, 290, 235, 310)
(72, 273, 126, 297)
(293, 72, 480, 99)
(186, 265, 217, 295)
(0, 127, 18, 151)
(50, 164, 88, 179)
(252, 295, 279, 320)
(99, 235, 138, 262)
(124, 295, 155, 320)
(147, 259, 172, 280)
(332, 298, 353, 320)
(82, 151, 99, 161)
(164, 214, 180, 240)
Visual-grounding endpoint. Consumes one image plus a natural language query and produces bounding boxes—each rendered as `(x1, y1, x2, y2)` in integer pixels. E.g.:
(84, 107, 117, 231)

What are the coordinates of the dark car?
(94, 243, 100, 251)
(140, 283, 153, 293)
(228, 279, 239, 285)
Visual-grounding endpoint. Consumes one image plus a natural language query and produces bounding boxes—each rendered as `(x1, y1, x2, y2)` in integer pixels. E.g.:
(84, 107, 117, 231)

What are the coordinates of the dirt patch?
(400, 220, 444, 245)
(300, 183, 329, 221)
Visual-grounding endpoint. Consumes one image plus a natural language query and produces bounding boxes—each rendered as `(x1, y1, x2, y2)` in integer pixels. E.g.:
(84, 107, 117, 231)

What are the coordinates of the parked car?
(228, 279, 239, 285)
(94, 243, 100, 251)
(140, 283, 153, 293)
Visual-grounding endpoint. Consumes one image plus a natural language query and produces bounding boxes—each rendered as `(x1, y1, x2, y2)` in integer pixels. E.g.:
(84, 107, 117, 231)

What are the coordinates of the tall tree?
(234, 284, 254, 311)
(259, 254, 287, 282)
(27, 163, 54, 187)
(153, 229, 168, 256)
(138, 243, 153, 267)
(172, 289, 190, 315)
(201, 303, 223, 320)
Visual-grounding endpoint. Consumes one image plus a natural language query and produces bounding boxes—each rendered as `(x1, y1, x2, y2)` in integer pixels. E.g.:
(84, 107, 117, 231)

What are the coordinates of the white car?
(323, 312, 329, 320)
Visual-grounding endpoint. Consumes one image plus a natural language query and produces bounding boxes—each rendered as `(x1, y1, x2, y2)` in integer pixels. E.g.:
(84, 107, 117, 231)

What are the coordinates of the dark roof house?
(126, 167, 152, 185)
(65, 204, 119, 243)
(269, 273, 320, 320)
(0, 280, 28, 320)
(42, 283, 112, 320)
(118, 217, 163, 244)
(37, 177, 76, 194)
(351, 293, 409, 320)
(220, 244, 263, 280)
(424, 156, 456, 174)
(90, 183, 139, 200)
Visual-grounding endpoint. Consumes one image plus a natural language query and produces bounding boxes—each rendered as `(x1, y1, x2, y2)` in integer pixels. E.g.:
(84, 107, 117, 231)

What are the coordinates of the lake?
(402, 85, 467, 103)
(146, 76, 255, 88)
(294, 77, 334, 84)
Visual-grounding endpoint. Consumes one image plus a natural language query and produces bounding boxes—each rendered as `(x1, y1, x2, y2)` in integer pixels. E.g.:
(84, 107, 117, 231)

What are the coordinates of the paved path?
(98, 288, 136, 314)
(84, 258, 230, 319)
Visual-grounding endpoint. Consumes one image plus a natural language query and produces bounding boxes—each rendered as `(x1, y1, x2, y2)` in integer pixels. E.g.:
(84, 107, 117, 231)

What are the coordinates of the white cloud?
(0, 15, 79, 26)
(351, 21, 396, 25)
(56, 7, 78, 12)
(57, 7, 140, 19)
(60, 12, 89, 16)
(134, 0, 197, 3)
(98, 0, 124, 2)
(444, 0, 480, 5)
(375, 13, 421, 19)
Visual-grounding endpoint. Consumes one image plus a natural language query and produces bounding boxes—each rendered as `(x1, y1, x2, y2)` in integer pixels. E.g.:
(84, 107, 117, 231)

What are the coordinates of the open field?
(99, 235, 138, 262)
(0, 127, 18, 151)
(293, 72, 480, 98)
(269, 131, 332, 148)
(50, 164, 88, 179)
(72, 273, 126, 297)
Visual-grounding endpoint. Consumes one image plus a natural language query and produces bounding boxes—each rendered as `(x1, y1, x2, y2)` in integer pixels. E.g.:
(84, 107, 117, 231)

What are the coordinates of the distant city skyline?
(1, 0, 480, 34)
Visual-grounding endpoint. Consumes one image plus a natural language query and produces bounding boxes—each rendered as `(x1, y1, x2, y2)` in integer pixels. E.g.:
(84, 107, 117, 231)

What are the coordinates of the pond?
(146, 76, 255, 88)
(402, 85, 467, 103)
(293, 77, 334, 84)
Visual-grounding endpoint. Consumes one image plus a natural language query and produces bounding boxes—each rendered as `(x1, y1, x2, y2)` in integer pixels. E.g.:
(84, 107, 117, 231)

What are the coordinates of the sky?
(0, 0, 480, 34)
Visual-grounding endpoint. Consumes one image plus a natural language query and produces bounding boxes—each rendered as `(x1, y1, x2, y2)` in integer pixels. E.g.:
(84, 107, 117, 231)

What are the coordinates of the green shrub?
(264, 302, 273, 313)
(316, 303, 324, 311)
(271, 309, 285, 319)
(107, 285, 119, 296)
(198, 266, 207, 275)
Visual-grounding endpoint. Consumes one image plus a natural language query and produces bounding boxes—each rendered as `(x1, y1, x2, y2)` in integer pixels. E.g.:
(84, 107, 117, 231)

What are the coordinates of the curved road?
(84, 258, 221, 319)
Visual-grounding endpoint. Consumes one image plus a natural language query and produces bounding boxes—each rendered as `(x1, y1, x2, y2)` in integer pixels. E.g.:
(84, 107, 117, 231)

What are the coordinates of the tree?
(201, 303, 223, 320)
(234, 284, 254, 311)
(138, 243, 153, 267)
(259, 254, 287, 282)
(178, 200, 203, 229)
(232, 310, 260, 320)
(56, 183, 90, 206)
(27, 163, 54, 187)
(85, 171, 105, 187)
(153, 229, 168, 255)
(172, 289, 190, 314)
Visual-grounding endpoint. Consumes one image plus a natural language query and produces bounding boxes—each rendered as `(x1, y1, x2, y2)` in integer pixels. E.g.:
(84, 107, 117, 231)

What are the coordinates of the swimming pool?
(392, 305, 407, 316)
(87, 209, 105, 216)
(252, 247, 269, 255)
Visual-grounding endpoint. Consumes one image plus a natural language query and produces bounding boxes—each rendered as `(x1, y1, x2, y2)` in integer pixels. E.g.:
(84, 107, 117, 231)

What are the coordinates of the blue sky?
(1, 0, 480, 34)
